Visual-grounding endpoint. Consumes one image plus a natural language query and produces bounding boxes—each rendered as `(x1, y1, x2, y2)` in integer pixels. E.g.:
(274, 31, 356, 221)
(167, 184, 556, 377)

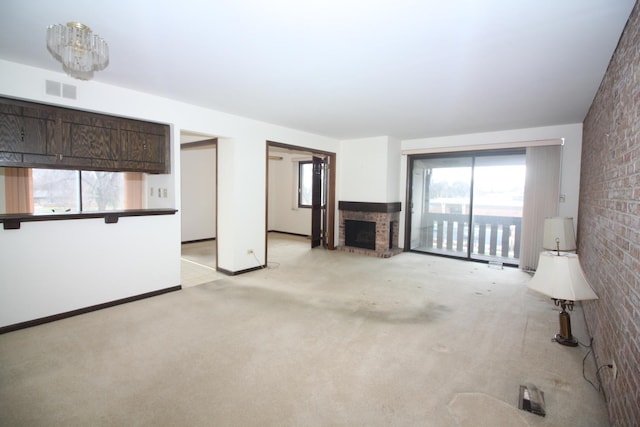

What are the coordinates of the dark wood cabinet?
(120, 120, 168, 173)
(0, 101, 57, 158)
(0, 97, 169, 174)
(60, 110, 121, 170)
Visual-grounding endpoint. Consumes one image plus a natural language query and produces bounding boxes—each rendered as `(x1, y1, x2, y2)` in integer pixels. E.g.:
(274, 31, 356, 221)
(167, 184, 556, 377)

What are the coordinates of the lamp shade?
(542, 217, 577, 251)
(528, 252, 598, 301)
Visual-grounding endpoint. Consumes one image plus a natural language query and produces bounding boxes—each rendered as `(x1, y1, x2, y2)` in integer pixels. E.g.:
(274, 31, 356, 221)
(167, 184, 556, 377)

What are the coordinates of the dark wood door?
(311, 156, 323, 248)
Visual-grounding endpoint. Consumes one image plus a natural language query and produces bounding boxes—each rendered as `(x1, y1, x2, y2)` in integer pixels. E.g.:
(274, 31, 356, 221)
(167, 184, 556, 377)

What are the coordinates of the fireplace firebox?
(345, 220, 376, 250)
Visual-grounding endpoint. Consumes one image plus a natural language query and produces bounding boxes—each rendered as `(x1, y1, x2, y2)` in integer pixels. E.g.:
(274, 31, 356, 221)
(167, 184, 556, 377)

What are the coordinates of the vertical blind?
(519, 145, 562, 271)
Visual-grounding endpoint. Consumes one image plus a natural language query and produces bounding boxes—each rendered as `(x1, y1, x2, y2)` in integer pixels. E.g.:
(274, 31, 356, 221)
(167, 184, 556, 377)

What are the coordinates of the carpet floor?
(0, 234, 609, 426)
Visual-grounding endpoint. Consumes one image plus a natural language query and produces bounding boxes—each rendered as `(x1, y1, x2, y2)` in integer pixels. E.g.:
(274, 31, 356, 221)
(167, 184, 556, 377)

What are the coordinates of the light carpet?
(0, 237, 609, 426)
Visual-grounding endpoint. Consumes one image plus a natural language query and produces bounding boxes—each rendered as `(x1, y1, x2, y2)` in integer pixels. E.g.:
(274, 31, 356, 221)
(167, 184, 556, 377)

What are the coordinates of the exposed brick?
(580, 2, 640, 425)
(338, 206, 401, 257)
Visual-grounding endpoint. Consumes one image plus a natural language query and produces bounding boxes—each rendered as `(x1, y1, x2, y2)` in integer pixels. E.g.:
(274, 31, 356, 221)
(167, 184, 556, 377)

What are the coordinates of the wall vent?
(62, 84, 77, 99)
(45, 80, 77, 100)
(45, 80, 61, 96)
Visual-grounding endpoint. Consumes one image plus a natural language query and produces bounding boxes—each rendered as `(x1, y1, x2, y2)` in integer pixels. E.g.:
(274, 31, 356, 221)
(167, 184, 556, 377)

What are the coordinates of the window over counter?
(31, 169, 143, 213)
(1, 167, 145, 214)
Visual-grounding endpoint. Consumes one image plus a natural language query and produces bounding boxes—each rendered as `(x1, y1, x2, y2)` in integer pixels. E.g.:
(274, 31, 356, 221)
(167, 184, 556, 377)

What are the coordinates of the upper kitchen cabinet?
(0, 99, 58, 164)
(0, 97, 170, 174)
(119, 119, 169, 174)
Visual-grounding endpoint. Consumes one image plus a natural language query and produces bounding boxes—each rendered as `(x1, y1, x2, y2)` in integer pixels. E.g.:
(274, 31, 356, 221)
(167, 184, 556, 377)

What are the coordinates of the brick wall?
(579, 2, 640, 425)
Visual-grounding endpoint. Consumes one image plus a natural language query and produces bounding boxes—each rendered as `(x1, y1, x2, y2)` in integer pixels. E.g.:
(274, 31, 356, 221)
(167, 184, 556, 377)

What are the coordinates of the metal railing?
(417, 213, 522, 261)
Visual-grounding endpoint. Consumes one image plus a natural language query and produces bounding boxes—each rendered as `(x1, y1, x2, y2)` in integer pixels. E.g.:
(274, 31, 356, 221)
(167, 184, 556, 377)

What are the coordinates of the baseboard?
(181, 237, 216, 244)
(268, 230, 310, 238)
(0, 285, 182, 335)
(216, 265, 265, 276)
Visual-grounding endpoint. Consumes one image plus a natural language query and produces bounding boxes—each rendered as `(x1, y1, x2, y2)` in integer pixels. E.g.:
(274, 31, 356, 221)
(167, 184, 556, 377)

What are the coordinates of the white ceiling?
(0, 0, 635, 140)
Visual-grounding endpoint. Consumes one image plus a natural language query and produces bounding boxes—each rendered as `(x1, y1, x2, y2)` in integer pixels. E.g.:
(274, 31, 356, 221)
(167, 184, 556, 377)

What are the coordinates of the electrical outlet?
(163, 188, 168, 198)
(611, 360, 618, 380)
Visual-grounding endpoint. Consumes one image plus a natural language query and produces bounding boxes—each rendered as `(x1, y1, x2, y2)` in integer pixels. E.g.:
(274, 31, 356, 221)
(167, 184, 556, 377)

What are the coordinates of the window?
(32, 169, 80, 212)
(298, 161, 312, 208)
(81, 171, 126, 211)
(31, 169, 141, 213)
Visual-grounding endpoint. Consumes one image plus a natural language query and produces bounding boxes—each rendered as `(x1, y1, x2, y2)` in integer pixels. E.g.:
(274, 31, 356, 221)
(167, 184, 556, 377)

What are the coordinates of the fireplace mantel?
(338, 201, 401, 213)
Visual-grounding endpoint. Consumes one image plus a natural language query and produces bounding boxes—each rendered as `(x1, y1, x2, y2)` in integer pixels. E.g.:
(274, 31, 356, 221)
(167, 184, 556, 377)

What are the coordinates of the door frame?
(266, 141, 336, 261)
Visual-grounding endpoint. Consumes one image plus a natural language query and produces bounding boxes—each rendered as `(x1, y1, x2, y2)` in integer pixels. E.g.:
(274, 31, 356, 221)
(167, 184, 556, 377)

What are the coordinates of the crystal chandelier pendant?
(46, 22, 109, 80)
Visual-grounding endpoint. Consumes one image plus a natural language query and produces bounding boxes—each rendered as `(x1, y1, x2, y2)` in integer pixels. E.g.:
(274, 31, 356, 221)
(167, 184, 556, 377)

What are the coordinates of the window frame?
(297, 160, 313, 208)
(30, 168, 140, 213)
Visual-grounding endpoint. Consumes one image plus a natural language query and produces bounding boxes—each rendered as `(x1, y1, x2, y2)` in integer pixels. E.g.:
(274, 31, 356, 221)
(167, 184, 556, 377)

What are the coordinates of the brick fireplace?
(338, 201, 402, 258)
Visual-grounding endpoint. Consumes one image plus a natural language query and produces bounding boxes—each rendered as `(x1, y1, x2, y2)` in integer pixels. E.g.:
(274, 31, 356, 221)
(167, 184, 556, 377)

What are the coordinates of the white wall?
(398, 123, 584, 247)
(268, 153, 312, 235)
(0, 215, 177, 327)
(180, 145, 216, 242)
(0, 59, 340, 326)
(386, 137, 402, 202)
(339, 136, 402, 203)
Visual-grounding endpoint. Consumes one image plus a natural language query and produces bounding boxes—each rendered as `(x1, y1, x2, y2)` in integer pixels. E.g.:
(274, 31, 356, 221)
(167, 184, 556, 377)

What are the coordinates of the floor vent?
(518, 384, 546, 417)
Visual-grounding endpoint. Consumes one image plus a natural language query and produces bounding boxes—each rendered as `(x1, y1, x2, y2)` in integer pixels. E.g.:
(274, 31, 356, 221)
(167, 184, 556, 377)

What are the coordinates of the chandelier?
(46, 22, 109, 80)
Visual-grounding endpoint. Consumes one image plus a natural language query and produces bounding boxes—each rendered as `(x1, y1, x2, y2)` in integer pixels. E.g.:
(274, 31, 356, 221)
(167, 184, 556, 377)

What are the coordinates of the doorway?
(406, 150, 526, 265)
(266, 141, 336, 262)
(180, 134, 221, 287)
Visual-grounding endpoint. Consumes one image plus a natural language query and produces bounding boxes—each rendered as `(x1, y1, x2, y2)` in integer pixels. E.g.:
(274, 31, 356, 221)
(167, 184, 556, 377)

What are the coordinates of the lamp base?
(554, 334, 578, 347)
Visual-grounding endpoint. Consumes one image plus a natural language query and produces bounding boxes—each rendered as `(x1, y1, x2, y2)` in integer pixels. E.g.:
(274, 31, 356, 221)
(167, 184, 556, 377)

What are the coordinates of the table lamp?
(528, 217, 598, 346)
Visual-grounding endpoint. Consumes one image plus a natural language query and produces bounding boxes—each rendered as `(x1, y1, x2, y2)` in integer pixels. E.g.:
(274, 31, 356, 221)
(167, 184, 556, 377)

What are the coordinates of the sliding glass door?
(408, 151, 525, 265)
(409, 156, 473, 257)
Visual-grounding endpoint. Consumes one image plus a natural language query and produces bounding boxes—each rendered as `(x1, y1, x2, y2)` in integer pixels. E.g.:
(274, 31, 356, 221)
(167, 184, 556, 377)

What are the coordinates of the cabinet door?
(61, 112, 120, 170)
(0, 108, 24, 154)
(124, 131, 163, 163)
(21, 106, 55, 155)
(0, 105, 50, 156)
(120, 128, 167, 173)
(0, 102, 58, 170)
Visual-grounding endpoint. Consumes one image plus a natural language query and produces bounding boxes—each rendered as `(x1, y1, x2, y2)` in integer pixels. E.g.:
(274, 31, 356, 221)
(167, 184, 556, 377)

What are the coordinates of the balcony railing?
(416, 213, 522, 262)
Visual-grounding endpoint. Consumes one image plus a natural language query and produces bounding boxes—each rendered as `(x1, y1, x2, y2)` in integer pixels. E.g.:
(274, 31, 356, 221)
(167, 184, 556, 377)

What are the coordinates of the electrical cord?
(578, 338, 593, 348)
(252, 252, 266, 269)
(581, 337, 613, 399)
(582, 346, 599, 391)
(252, 251, 280, 269)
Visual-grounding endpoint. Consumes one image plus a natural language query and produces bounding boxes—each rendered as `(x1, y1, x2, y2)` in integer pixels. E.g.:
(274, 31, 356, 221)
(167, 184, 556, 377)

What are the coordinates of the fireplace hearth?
(338, 201, 402, 258)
